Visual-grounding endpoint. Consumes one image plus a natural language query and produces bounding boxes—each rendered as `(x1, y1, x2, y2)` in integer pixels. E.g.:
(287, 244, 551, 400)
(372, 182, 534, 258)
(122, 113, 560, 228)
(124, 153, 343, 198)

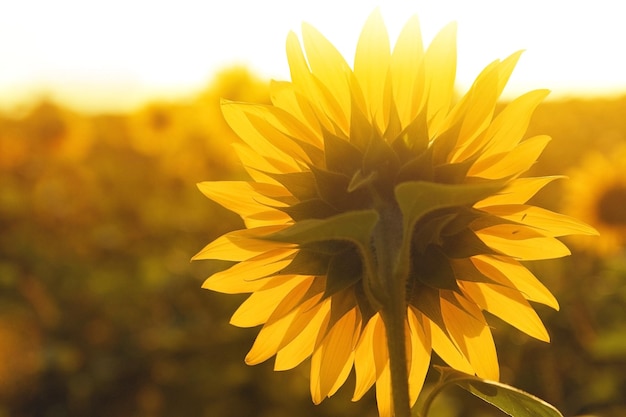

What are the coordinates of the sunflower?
(563, 145, 626, 256)
(194, 10, 596, 417)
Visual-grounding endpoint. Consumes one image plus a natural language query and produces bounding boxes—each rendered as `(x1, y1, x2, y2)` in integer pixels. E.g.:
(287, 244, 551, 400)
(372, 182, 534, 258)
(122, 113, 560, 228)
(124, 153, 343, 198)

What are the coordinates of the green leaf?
(264, 210, 379, 252)
(420, 366, 564, 417)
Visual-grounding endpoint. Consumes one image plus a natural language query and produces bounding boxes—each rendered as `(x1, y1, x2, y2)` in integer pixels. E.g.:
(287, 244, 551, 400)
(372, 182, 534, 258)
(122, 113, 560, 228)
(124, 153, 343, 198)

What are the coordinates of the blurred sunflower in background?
(563, 145, 626, 256)
(194, 10, 596, 416)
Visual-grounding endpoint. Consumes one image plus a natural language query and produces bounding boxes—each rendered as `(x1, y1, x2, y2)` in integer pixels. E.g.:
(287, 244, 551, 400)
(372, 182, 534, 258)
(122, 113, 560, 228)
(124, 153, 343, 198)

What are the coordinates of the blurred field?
(1, 68, 625, 417)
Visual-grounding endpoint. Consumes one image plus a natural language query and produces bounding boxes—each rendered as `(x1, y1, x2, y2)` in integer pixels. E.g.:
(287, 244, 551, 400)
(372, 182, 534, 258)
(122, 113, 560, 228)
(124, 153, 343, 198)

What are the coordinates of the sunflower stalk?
(372, 195, 411, 417)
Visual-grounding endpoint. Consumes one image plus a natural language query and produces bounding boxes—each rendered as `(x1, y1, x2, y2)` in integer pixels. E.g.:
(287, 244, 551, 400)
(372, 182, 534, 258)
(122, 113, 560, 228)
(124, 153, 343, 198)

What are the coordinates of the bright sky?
(1, 0, 624, 113)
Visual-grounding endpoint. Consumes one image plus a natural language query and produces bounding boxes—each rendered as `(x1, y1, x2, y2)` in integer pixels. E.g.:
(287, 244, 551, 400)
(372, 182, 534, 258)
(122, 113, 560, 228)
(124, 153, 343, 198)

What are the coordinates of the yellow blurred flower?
(563, 145, 626, 256)
(194, 11, 596, 416)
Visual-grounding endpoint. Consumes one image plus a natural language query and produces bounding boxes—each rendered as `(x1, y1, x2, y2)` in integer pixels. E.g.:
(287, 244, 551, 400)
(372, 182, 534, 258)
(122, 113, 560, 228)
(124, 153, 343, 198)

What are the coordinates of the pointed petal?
(424, 22, 457, 136)
(481, 204, 599, 237)
(391, 15, 425, 127)
(275, 297, 329, 370)
(354, 9, 391, 131)
(353, 314, 379, 400)
(319, 308, 360, 398)
(230, 274, 312, 327)
(469, 135, 551, 179)
(192, 226, 292, 262)
(427, 316, 474, 374)
(475, 176, 563, 207)
(406, 307, 431, 405)
(197, 181, 293, 227)
(481, 89, 550, 157)
(441, 294, 499, 380)
(375, 362, 393, 417)
(301, 23, 351, 131)
(478, 232, 571, 260)
(472, 255, 559, 310)
(204, 249, 296, 294)
(244, 276, 315, 364)
(460, 281, 550, 341)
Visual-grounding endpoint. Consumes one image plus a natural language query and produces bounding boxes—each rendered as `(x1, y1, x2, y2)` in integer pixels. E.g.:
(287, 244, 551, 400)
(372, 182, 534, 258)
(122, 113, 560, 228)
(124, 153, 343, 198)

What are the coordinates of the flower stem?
(372, 198, 411, 417)
(382, 300, 411, 417)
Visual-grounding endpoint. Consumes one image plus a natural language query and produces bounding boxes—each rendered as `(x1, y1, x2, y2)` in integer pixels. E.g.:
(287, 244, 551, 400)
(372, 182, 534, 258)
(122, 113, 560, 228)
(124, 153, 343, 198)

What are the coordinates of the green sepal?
(442, 228, 499, 258)
(309, 164, 351, 208)
(279, 249, 331, 276)
(395, 146, 434, 183)
(419, 366, 564, 417)
(391, 109, 429, 162)
(434, 155, 478, 184)
(431, 120, 462, 165)
(408, 285, 447, 336)
(450, 258, 499, 285)
(324, 246, 363, 298)
(279, 198, 338, 221)
(264, 171, 318, 201)
(411, 212, 457, 253)
(348, 169, 378, 193)
(362, 134, 400, 182)
(413, 245, 459, 291)
(323, 128, 363, 176)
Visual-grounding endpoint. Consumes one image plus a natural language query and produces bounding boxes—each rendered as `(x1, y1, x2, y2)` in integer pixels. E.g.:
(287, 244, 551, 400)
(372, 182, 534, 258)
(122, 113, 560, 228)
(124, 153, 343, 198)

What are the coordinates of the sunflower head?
(194, 10, 597, 417)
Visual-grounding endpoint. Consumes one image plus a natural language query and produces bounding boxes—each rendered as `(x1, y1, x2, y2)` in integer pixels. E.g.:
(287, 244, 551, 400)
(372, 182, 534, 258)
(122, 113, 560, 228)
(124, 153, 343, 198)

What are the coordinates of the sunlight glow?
(1, 0, 624, 113)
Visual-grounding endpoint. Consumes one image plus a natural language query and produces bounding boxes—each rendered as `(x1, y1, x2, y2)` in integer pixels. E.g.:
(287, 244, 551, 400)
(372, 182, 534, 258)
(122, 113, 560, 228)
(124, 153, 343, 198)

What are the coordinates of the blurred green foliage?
(1, 69, 625, 417)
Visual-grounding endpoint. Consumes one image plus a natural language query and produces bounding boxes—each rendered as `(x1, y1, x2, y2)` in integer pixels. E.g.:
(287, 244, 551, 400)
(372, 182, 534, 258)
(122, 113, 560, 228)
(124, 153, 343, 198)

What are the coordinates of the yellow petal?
(469, 134, 551, 179)
(192, 225, 291, 262)
(354, 9, 391, 131)
(309, 312, 331, 404)
(472, 255, 559, 310)
(460, 281, 550, 341)
(390, 15, 424, 126)
(481, 89, 550, 157)
(319, 308, 360, 399)
(270, 80, 324, 145)
(229, 102, 318, 163)
(352, 313, 378, 401)
(375, 362, 393, 417)
(478, 232, 571, 260)
(448, 51, 524, 162)
(301, 23, 351, 132)
(481, 204, 599, 237)
(311, 298, 361, 402)
(197, 181, 293, 227)
(230, 274, 313, 327)
(441, 294, 499, 380)
(454, 60, 500, 155)
(424, 22, 457, 136)
(274, 293, 328, 371)
(427, 316, 474, 374)
(244, 276, 315, 365)
(406, 307, 431, 405)
(221, 100, 300, 168)
(475, 176, 563, 207)
(286, 32, 339, 135)
(204, 249, 296, 295)
(232, 143, 289, 184)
